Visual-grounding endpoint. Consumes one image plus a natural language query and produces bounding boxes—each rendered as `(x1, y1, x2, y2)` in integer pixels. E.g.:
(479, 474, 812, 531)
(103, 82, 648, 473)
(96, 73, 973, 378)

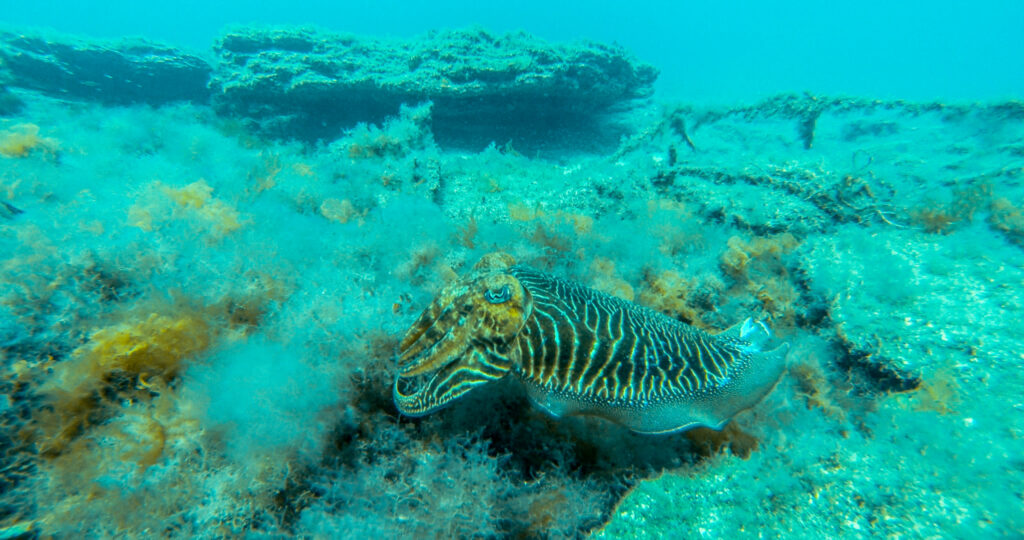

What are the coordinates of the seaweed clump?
(128, 180, 245, 239)
(719, 233, 801, 329)
(635, 269, 723, 330)
(988, 197, 1024, 245)
(0, 123, 58, 158)
(33, 303, 216, 456)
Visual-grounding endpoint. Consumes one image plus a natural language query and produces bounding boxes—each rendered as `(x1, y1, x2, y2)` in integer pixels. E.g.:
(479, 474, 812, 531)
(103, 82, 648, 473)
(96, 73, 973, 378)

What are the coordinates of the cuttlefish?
(394, 253, 789, 434)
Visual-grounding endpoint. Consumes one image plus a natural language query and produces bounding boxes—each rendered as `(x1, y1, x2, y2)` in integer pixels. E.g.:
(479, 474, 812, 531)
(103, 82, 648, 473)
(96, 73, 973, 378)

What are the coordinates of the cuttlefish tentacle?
(395, 253, 531, 415)
(393, 252, 789, 434)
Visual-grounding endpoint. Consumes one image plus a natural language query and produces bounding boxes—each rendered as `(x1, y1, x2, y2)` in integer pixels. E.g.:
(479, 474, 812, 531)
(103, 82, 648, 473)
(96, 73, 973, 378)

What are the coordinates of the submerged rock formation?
(0, 26, 657, 152)
(0, 30, 212, 105)
(210, 26, 658, 150)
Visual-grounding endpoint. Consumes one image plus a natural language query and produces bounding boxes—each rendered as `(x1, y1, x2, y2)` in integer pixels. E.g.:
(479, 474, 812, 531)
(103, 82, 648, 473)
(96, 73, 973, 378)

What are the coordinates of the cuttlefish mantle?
(394, 253, 789, 434)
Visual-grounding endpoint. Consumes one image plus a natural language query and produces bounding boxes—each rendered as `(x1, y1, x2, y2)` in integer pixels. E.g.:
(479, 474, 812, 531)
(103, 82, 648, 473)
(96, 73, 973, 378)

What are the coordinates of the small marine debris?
(394, 252, 789, 434)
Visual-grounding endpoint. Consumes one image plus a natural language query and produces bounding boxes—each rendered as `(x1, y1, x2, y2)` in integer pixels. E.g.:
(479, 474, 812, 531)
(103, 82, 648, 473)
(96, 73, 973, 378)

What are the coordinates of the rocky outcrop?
(0, 26, 657, 152)
(210, 26, 658, 150)
(0, 30, 212, 106)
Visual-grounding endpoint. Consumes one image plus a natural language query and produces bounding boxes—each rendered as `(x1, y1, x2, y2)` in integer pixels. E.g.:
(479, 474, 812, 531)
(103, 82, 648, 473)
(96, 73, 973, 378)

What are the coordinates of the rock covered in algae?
(0, 29, 212, 105)
(210, 26, 658, 148)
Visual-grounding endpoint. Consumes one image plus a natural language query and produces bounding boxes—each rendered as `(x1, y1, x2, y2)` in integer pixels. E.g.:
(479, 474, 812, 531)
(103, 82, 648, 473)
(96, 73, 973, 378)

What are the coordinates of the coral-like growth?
(301, 432, 508, 538)
(719, 233, 800, 328)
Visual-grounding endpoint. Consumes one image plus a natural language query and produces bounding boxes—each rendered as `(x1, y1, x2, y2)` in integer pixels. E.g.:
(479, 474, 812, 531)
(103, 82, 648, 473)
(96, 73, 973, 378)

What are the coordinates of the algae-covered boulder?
(210, 26, 658, 149)
(0, 29, 212, 105)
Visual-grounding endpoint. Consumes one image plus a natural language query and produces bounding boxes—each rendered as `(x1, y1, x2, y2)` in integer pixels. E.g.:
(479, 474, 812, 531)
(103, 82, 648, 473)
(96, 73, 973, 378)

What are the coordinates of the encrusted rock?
(210, 26, 658, 149)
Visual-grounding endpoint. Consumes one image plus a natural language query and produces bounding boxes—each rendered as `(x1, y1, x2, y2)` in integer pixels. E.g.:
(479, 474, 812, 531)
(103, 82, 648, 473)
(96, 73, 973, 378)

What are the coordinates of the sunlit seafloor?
(1, 26, 1022, 538)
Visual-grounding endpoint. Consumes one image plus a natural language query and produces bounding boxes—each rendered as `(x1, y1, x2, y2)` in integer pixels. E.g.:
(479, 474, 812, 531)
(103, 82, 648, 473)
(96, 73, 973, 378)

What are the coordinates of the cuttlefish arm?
(394, 253, 532, 415)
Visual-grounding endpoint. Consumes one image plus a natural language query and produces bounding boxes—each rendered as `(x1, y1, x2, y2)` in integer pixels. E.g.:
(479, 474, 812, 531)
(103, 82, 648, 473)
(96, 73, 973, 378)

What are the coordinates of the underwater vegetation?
(0, 26, 1023, 539)
(0, 123, 56, 158)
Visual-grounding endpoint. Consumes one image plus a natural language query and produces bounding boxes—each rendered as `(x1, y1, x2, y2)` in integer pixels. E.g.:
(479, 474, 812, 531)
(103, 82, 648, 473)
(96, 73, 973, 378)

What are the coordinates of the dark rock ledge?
(1, 26, 658, 152)
(211, 26, 659, 150)
(0, 29, 212, 106)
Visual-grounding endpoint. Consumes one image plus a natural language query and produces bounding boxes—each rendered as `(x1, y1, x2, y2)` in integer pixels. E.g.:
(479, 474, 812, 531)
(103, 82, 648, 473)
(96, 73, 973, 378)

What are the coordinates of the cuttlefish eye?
(484, 285, 512, 304)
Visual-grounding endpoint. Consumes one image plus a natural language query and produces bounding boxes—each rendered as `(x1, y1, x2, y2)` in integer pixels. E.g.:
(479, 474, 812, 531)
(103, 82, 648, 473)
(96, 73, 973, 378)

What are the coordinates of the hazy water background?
(4, 0, 1023, 103)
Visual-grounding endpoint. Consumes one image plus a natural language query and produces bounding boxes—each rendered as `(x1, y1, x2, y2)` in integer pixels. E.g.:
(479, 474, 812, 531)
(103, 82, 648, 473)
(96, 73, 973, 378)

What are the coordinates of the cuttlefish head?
(394, 252, 533, 416)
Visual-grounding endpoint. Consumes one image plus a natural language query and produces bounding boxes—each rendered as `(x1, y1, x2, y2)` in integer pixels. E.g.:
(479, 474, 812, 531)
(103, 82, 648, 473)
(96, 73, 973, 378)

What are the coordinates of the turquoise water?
(1, 4, 1023, 539)
(4, 1, 1024, 102)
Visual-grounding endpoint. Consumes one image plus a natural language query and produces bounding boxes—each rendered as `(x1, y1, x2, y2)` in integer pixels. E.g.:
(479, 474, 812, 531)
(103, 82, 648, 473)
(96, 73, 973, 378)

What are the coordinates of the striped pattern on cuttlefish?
(394, 253, 789, 434)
